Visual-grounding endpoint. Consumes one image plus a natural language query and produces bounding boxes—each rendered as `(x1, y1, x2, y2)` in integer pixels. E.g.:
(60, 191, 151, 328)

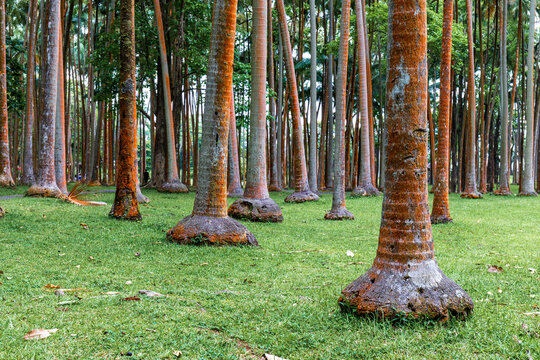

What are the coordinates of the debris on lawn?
(487, 265, 503, 273)
(259, 355, 288, 360)
(139, 290, 164, 297)
(23, 328, 58, 340)
(120, 297, 140, 301)
(346, 250, 355, 257)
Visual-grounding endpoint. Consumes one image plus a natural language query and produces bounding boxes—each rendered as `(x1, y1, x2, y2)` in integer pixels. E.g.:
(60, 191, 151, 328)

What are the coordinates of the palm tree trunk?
(55, 22, 67, 194)
(0, 0, 14, 188)
(326, 0, 354, 220)
(109, 0, 142, 220)
(227, 97, 244, 197)
(308, 0, 318, 194)
(276, 0, 319, 203)
(340, 0, 473, 320)
(519, 0, 537, 196)
(352, 0, 380, 197)
(167, 0, 257, 246)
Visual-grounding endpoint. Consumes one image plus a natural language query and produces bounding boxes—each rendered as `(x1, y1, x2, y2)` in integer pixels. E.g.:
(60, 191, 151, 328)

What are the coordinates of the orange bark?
(167, 0, 257, 246)
(0, 0, 14, 188)
(276, 0, 319, 203)
(227, 98, 244, 197)
(109, 0, 141, 220)
(340, 0, 473, 321)
(431, 0, 453, 224)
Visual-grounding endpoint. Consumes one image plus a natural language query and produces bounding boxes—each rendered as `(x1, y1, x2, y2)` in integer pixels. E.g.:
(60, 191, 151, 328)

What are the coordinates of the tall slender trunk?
(27, 0, 62, 198)
(326, 0, 354, 220)
(109, 0, 141, 220)
(167, 0, 257, 246)
(276, 0, 319, 203)
(461, 0, 482, 198)
(352, 0, 380, 197)
(229, 0, 282, 223)
(431, 0, 454, 223)
(0, 0, 14, 188)
(227, 98, 244, 197)
(308, 0, 318, 194)
(268, 0, 280, 191)
(55, 21, 67, 194)
(22, 0, 38, 185)
(519, 0, 537, 195)
(153, 0, 187, 193)
(340, 0, 473, 320)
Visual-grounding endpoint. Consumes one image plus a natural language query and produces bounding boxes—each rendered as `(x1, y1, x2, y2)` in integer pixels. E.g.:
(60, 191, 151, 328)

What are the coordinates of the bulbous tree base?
(351, 185, 381, 197)
(0, 174, 15, 188)
(26, 184, 65, 199)
(430, 215, 453, 224)
(518, 191, 538, 197)
(109, 191, 142, 221)
(0, 206, 5, 217)
(325, 207, 355, 220)
(284, 190, 320, 203)
(167, 215, 258, 246)
(227, 187, 244, 198)
(158, 180, 189, 193)
(228, 197, 283, 223)
(137, 188, 150, 203)
(491, 189, 512, 196)
(460, 191, 483, 199)
(339, 259, 473, 322)
(87, 180, 102, 187)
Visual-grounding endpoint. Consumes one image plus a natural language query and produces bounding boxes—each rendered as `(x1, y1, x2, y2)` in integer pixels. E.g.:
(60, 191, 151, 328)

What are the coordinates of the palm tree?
(461, 0, 482, 198)
(339, 0, 473, 320)
(167, 0, 257, 246)
(518, 0, 537, 196)
(229, 0, 283, 223)
(55, 24, 67, 195)
(308, 0, 318, 194)
(110, 0, 142, 220)
(494, 0, 512, 196)
(0, 0, 14, 188)
(351, 0, 380, 197)
(153, 0, 188, 193)
(21, 0, 38, 186)
(276, 0, 319, 203)
(431, 0, 454, 223)
(326, 0, 354, 220)
(26, 0, 62, 198)
(227, 97, 244, 197)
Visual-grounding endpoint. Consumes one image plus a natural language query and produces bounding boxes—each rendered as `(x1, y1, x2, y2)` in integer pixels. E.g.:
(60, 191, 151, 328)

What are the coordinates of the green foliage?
(5, 36, 25, 116)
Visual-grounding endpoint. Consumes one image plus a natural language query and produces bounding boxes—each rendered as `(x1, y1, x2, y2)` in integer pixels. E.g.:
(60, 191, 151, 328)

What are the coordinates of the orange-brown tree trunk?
(167, 0, 257, 246)
(0, 0, 14, 188)
(340, 0, 473, 320)
(431, 0, 454, 224)
(27, 0, 63, 198)
(461, 0, 482, 198)
(325, 0, 354, 220)
(229, 0, 282, 223)
(55, 21, 67, 195)
(276, 0, 319, 203)
(109, 0, 141, 220)
(352, 0, 380, 197)
(153, 0, 187, 193)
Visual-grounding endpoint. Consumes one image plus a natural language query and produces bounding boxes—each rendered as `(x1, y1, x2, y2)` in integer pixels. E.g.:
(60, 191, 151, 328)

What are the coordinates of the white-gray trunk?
(309, 0, 318, 193)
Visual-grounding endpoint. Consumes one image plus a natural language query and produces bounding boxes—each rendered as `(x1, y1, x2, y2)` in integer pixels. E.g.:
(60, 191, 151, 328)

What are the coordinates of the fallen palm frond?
(66, 183, 107, 207)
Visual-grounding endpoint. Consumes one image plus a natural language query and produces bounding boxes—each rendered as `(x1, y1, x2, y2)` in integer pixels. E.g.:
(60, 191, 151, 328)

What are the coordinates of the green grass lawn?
(0, 185, 538, 359)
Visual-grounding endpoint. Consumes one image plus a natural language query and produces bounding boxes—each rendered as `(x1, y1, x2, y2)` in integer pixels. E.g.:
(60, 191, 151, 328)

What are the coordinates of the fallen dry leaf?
(23, 328, 58, 340)
(346, 250, 355, 257)
(487, 266, 503, 273)
(80, 223, 88, 230)
(44, 284, 61, 290)
(520, 312, 540, 316)
(172, 351, 182, 357)
(120, 297, 140, 301)
(528, 268, 536, 274)
(200, 263, 209, 266)
(260, 355, 288, 360)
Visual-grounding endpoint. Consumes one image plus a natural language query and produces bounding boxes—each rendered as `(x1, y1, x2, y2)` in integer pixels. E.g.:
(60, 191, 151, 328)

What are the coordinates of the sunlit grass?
(0, 185, 538, 359)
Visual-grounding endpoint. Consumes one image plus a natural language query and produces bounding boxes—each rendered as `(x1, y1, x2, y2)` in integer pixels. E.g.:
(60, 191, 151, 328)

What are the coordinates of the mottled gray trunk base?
(351, 184, 381, 197)
(430, 215, 453, 225)
(517, 191, 538, 197)
(137, 187, 150, 203)
(26, 184, 64, 198)
(167, 215, 258, 246)
(0, 206, 4, 217)
(158, 180, 189, 193)
(339, 259, 474, 322)
(20, 175, 35, 186)
(228, 197, 283, 223)
(227, 187, 244, 198)
(285, 190, 320, 203)
(0, 174, 15, 188)
(87, 180, 102, 186)
(491, 188, 512, 196)
(460, 191, 483, 199)
(325, 207, 355, 220)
